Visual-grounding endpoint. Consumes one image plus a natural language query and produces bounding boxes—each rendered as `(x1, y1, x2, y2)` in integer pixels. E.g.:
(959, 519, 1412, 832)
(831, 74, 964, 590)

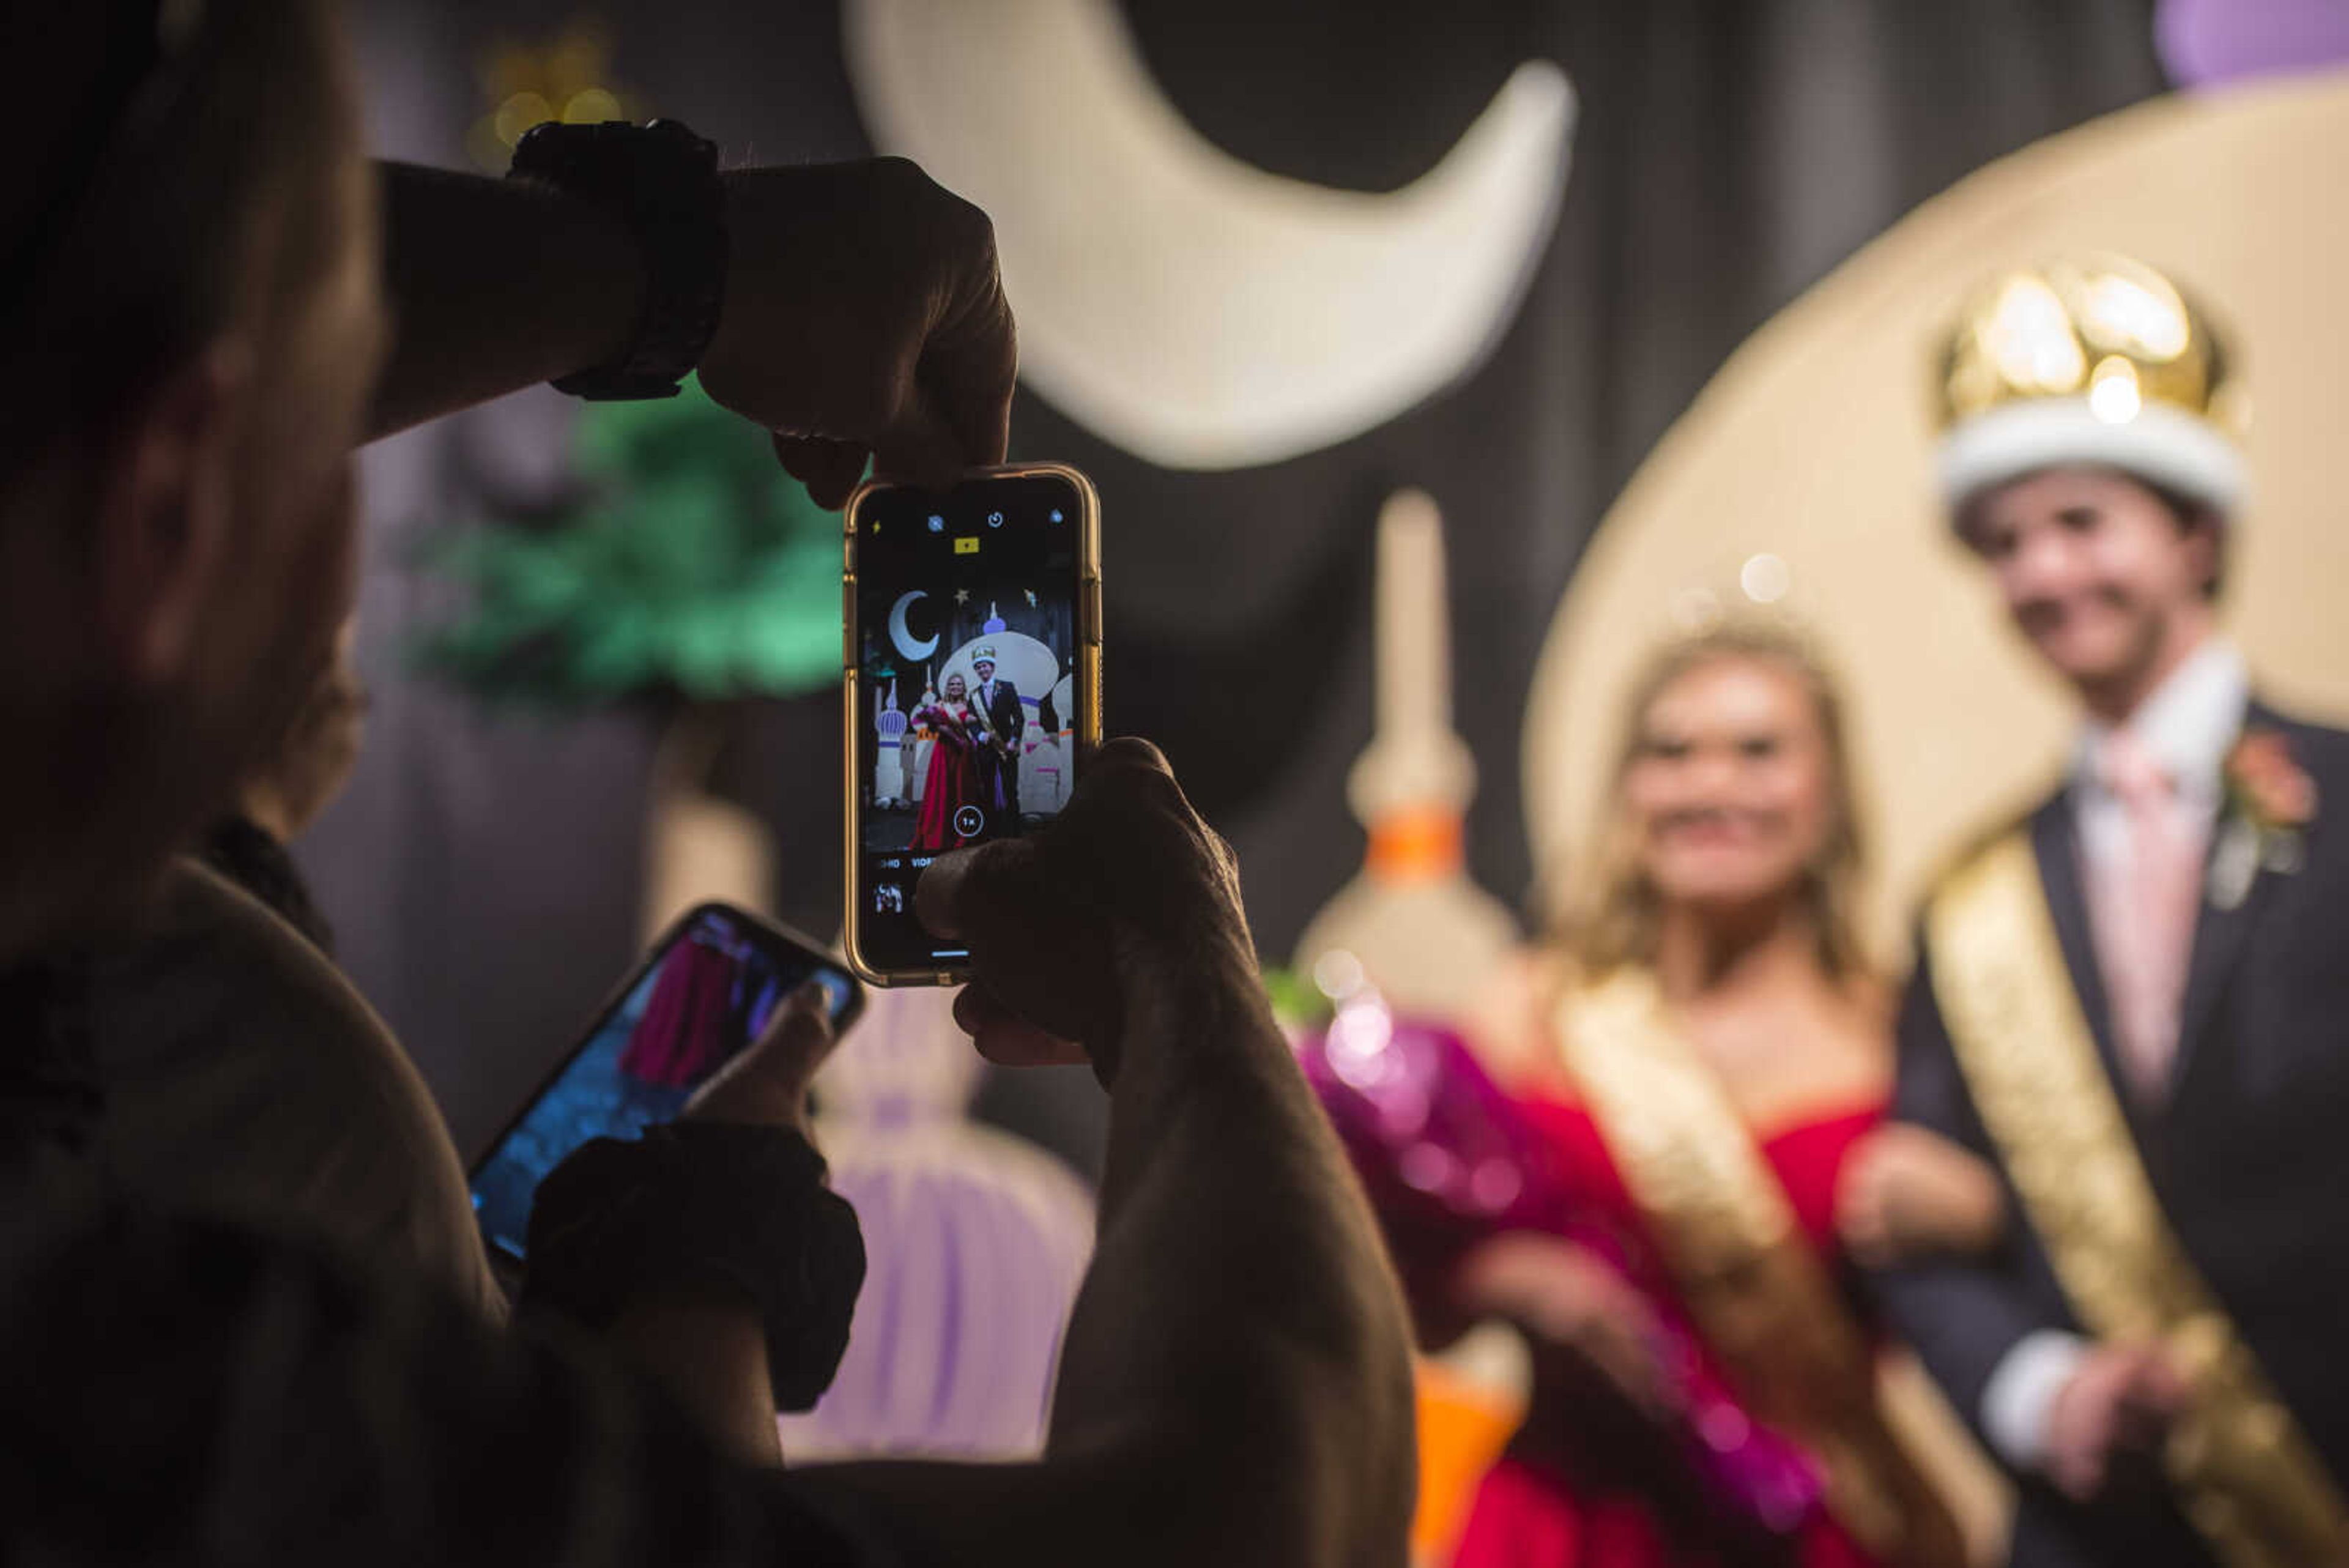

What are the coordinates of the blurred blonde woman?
(1442, 622, 2000, 1568)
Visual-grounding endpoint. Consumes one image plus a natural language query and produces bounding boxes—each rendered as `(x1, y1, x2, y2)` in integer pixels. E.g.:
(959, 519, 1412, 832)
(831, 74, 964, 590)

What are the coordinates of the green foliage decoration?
(1259, 965, 1334, 1031)
(412, 376, 841, 707)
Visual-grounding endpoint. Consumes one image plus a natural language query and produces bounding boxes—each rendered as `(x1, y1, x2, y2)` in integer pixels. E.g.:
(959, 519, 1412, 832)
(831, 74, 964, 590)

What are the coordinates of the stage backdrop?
(1526, 66, 2349, 961)
(310, 0, 2167, 1168)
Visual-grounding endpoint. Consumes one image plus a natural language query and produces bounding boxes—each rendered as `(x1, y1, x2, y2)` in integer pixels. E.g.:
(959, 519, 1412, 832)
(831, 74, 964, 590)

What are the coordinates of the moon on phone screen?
(888, 590, 939, 663)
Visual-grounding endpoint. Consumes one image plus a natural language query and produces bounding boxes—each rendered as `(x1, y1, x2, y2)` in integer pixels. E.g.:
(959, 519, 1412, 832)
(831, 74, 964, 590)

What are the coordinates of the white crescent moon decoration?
(845, 0, 1575, 471)
(888, 590, 938, 664)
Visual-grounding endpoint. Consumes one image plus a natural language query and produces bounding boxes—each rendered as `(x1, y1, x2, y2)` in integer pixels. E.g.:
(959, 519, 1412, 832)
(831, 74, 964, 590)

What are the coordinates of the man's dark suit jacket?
(1877, 704, 2349, 1568)
(973, 678, 1023, 821)
(976, 678, 1024, 751)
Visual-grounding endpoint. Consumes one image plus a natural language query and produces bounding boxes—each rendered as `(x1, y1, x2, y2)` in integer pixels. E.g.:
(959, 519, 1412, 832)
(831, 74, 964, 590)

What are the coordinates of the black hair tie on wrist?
(521, 1122, 865, 1413)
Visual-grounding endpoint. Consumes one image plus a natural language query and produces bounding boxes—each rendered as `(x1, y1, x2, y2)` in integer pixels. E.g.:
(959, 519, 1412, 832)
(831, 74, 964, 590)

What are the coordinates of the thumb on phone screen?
(683, 981, 842, 1136)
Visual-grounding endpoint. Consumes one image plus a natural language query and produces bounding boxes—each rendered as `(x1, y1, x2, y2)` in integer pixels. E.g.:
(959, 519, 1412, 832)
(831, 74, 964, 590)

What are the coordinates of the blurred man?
(1862, 255, 2349, 1567)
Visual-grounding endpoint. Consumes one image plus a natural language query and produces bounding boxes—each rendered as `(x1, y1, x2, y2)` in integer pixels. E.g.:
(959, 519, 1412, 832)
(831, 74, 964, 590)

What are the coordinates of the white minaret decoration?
(909, 663, 938, 805)
(1295, 489, 1518, 1023)
(875, 679, 910, 806)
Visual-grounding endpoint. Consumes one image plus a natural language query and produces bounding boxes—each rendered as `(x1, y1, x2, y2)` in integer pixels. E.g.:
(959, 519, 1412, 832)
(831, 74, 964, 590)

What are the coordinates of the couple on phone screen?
(912, 650, 1025, 852)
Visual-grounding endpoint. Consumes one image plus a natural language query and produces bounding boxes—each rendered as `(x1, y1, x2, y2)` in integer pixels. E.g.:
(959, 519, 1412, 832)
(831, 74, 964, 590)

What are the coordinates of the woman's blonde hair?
(1560, 619, 1872, 981)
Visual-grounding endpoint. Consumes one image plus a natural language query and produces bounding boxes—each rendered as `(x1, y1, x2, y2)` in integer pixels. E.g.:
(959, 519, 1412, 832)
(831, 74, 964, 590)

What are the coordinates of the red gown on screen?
(910, 693, 982, 852)
(618, 937, 737, 1087)
(1451, 1092, 1884, 1568)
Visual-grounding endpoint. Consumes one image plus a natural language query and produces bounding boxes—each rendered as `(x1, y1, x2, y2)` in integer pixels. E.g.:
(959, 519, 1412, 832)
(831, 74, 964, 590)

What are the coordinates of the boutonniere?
(2211, 728, 2318, 908)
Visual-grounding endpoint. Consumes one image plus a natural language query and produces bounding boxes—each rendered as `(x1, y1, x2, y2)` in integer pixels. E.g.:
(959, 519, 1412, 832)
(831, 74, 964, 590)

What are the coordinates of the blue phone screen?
(469, 907, 857, 1262)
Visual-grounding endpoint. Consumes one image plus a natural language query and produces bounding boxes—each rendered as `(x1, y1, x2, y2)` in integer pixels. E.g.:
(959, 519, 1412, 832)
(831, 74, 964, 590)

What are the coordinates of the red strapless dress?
(1450, 1097, 1885, 1568)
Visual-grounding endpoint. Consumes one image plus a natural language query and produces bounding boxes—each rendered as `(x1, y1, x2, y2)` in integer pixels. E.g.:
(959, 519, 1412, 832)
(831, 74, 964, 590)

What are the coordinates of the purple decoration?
(779, 986, 1095, 1462)
(2157, 0, 2349, 87)
(1291, 989, 1825, 1539)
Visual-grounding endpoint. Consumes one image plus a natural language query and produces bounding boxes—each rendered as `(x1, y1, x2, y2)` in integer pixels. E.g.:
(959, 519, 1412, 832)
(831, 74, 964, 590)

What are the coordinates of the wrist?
(522, 179, 642, 379)
(507, 119, 727, 400)
(1109, 937, 1278, 1085)
(522, 1122, 864, 1413)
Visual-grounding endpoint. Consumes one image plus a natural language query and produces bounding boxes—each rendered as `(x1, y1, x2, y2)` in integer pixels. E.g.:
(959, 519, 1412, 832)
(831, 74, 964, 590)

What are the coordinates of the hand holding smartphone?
(844, 465, 1102, 985)
(468, 904, 864, 1267)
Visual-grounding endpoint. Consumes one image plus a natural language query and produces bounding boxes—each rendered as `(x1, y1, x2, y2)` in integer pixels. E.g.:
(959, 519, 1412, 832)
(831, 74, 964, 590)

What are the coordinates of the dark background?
(312, 0, 2170, 1176)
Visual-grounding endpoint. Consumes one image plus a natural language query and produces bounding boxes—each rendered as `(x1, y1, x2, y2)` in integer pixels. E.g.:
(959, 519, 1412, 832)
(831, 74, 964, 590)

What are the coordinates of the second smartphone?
(842, 465, 1102, 985)
(468, 902, 865, 1273)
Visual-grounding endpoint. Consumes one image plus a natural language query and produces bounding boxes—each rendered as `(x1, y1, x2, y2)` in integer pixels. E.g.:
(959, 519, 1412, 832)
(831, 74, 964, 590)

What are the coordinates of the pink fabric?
(1449, 1100, 1883, 1568)
(2088, 730, 2207, 1104)
(617, 940, 736, 1087)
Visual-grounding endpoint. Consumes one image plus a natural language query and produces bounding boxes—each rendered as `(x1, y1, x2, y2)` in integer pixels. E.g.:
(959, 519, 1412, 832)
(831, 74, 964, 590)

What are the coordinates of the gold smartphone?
(841, 464, 1102, 986)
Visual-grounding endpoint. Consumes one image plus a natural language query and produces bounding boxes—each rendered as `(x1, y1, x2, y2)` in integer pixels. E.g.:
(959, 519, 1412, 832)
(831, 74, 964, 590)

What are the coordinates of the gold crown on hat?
(1932, 253, 2249, 514)
(1935, 253, 2238, 429)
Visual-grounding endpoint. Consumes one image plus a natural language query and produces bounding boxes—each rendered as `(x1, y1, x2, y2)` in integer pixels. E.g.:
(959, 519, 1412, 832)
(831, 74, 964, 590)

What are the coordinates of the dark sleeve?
(1868, 932, 2079, 1448)
(0, 1209, 889, 1567)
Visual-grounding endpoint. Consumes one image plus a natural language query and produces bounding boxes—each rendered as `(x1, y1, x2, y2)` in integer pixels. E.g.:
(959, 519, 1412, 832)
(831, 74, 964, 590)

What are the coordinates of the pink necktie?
(2089, 731, 2206, 1104)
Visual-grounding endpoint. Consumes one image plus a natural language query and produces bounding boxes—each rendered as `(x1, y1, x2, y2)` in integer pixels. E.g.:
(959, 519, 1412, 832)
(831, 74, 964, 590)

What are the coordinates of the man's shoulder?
(89, 859, 385, 1065)
(78, 860, 498, 1312)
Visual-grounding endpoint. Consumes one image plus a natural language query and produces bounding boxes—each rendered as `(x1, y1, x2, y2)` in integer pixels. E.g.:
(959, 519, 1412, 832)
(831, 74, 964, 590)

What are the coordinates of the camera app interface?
(470, 907, 856, 1262)
(856, 473, 1088, 971)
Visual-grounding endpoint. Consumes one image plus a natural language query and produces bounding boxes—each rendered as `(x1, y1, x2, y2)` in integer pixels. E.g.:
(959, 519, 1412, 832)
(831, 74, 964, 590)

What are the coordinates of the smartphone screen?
(468, 904, 863, 1265)
(848, 468, 1099, 979)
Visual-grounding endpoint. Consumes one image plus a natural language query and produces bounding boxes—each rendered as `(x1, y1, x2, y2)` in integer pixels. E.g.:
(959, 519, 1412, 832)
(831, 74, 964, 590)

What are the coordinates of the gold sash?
(1927, 831, 2349, 1568)
(1554, 970, 1965, 1567)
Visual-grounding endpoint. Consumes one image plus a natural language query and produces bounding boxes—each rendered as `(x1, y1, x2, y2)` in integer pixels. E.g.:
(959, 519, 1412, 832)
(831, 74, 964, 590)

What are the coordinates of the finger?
(952, 985, 1087, 1066)
(919, 232, 1018, 466)
(771, 433, 870, 509)
(1054, 737, 1192, 830)
(685, 981, 837, 1126)
(2139, 1350, 2191, 1408)
(736, 980, 839, 1088)
(2123, 1364, 2191, 1427)
(869, 389, 970, 496)
(915, 846, 983, 939)
(916, 836, 1054, 944)
(1085, 735, 1174, 779)
(758, 979, 842, 1069)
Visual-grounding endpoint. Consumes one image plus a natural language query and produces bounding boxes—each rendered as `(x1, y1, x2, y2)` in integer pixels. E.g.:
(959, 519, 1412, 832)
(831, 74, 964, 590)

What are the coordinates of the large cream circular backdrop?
(1526, 69, 2349, 960)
